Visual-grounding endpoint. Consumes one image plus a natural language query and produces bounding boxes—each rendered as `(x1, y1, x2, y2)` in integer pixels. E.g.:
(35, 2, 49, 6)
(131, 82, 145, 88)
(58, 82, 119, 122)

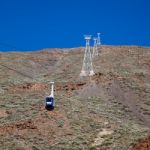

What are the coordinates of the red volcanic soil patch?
(132, 136, 150, 150)
(0, 119, 37, 135)
(12, 83, 47, 92)
(0, 110, 8, 118)
(21, 83, 46, 91)
(11, 82, 86, 93)
(91, 72, 115, 85)
(56, 82, 86, 91)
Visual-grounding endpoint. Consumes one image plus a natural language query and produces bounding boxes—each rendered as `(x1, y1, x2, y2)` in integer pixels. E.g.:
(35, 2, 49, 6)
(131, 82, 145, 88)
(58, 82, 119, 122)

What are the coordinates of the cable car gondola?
(45, 82, 55, 110)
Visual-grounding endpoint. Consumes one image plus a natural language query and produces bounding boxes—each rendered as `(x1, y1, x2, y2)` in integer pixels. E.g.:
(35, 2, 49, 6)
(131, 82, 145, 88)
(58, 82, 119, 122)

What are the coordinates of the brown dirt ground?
(0, 110, 8, 118)
(0, 108, 73, 145)
(132, 135, 150, 150)
(0, 46, 150, 149)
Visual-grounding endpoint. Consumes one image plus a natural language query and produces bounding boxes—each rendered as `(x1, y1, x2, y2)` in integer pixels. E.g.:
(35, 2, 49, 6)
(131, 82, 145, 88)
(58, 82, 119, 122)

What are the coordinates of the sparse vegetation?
(0, 46, 150, 149)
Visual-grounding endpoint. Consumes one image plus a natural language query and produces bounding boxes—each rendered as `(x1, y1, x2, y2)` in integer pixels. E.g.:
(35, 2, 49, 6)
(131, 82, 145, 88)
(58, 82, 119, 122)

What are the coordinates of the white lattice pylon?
(80, 35, 95, 76)
(97, 33, 101, 45)
(92, 37, 98, 58)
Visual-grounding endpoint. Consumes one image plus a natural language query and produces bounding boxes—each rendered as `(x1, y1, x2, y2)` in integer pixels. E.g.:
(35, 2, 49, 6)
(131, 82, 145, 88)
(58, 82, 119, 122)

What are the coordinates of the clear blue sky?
(0, 0, 150, 51)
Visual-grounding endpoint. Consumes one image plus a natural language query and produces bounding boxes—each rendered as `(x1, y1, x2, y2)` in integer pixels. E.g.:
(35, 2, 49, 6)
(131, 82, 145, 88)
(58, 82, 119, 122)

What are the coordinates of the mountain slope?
(0, 46, 150, 150)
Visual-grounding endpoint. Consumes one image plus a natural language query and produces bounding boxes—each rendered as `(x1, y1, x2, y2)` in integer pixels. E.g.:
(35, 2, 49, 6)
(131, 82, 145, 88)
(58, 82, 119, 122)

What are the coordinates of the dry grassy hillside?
(0, 46, 150, 150)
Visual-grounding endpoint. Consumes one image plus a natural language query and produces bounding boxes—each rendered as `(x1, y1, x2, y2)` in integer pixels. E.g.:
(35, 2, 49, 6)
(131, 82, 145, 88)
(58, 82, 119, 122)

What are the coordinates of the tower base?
(89, 70, 95, 76)
(80, 70, 87, 76)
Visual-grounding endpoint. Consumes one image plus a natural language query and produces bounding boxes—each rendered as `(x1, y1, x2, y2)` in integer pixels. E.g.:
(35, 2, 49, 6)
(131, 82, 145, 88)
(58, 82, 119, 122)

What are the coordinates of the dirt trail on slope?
(108, 79, 150, 127)
(78, 82, 106, 98)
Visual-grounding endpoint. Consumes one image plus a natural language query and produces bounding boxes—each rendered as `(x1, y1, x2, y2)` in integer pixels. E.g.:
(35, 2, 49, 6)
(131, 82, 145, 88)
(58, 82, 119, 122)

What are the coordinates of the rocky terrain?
(0, 45, 150, 150)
